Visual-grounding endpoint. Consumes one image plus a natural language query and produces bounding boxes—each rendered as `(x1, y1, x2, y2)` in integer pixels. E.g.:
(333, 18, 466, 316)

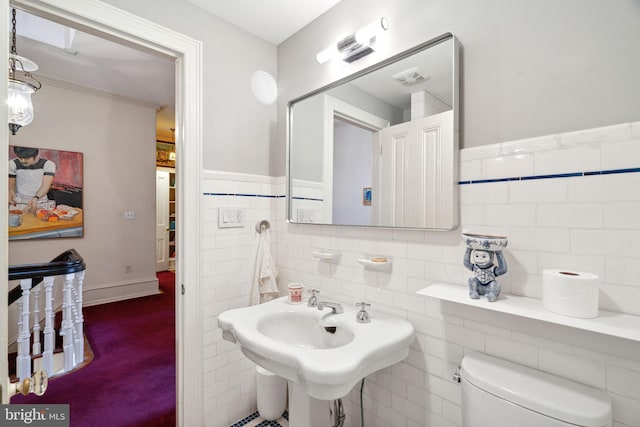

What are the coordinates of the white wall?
(9, 83, 158, 307)
(277, 0, 640, 175)
(100, 0, 278, 176)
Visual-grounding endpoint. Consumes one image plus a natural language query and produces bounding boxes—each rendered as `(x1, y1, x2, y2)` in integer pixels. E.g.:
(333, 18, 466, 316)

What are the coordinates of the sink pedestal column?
(288, 381, 331, 427)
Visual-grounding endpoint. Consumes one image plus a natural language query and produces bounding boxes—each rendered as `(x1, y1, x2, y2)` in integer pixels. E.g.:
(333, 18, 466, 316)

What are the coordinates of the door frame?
(1, 1, 204, 425)
(322, 95, 389, 223)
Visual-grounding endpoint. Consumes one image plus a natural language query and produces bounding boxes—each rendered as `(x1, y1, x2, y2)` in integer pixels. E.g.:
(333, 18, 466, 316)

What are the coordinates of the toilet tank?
(461, 353, 611, 427)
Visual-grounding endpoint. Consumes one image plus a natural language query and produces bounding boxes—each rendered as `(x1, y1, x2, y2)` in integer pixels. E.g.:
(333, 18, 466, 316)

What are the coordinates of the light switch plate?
(218, 207, 246, 228)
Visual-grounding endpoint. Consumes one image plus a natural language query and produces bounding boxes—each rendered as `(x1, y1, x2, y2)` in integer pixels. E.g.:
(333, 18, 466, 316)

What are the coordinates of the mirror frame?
(286, 32, 460, 230)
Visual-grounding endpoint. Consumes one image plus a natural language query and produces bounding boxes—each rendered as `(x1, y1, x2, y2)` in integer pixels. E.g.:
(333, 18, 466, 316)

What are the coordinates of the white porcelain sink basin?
(257, 311, 354, 349)
(218, 297, 414, 400)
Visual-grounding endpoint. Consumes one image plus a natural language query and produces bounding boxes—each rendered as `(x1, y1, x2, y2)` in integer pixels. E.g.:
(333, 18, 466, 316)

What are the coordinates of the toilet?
(461, 353, 611, 427)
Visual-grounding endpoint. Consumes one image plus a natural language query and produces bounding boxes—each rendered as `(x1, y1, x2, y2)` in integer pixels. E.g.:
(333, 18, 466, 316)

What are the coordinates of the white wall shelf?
(417, 283, 640, 343)
(312, 249, 341, 262)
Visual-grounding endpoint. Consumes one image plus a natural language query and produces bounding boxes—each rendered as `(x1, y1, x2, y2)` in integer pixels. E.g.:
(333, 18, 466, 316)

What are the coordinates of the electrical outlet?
(125, 265, 132, 273)
(124, 211, 135, 220)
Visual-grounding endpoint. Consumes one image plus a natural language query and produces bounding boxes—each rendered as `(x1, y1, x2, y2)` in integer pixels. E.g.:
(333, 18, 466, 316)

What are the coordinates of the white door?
(376, 110, 453, 228)
(156, 170, 170, 272)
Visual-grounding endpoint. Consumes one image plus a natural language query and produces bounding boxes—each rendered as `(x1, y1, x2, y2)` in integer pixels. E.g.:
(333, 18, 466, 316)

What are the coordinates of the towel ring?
(255, 220, 270, 233)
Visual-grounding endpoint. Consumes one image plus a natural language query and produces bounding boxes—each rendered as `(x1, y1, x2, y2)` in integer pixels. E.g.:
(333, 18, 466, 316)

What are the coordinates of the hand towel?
(251, 228, 279, 305)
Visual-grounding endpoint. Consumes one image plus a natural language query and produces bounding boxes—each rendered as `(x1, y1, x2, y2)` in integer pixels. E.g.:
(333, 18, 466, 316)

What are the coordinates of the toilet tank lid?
(461, 353, 611, 427)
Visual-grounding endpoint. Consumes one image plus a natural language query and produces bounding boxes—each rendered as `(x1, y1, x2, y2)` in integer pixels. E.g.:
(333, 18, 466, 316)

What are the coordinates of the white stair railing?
(14, 271, 87, 380)
(72, 270, 85, 363)
(9, 250, 86, 383)
(32, 286, 42, 356)
(17, 279, 33, 381)
(42, 275, 56, 376)
(60, 273, 74, 372)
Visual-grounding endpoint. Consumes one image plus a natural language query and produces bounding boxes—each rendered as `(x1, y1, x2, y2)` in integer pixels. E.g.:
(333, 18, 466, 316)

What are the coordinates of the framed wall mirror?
(287, 33, 460, 230)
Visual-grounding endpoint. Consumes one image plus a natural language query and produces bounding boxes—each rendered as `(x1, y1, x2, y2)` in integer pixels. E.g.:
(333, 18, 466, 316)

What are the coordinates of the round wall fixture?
(251, 70, 278, 105)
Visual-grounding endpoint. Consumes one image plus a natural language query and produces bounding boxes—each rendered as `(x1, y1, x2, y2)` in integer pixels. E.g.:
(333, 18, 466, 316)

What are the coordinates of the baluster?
(61, 273, 76, 371)
(32, 286, 42, 355)
(73, 271, 85, 364)
(16, 299, 23, 369)
(17, 278, 33, 382)
(42, 276, 56, 376)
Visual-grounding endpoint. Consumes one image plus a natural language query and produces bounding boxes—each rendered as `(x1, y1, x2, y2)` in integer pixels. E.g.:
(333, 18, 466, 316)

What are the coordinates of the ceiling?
(184, 0, 342, 45)
(13, 2, 342, 139)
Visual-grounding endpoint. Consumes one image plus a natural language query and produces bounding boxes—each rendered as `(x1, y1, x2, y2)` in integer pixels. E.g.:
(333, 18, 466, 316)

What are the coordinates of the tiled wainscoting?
(203, 121, 640, 427)
(202, 171, 285, 424)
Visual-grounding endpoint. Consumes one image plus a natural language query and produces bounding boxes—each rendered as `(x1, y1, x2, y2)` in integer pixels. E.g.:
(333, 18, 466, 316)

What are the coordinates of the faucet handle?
(356, 302, 371, 323)
(307, 289, 319, 307)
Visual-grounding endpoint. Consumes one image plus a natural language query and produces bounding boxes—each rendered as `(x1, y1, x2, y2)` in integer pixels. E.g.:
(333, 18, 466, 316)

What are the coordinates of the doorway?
(2, 0, 204, 424)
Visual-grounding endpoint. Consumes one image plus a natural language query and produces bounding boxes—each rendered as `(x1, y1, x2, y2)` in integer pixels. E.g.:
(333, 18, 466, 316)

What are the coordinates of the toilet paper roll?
(542, 270, 599, 318)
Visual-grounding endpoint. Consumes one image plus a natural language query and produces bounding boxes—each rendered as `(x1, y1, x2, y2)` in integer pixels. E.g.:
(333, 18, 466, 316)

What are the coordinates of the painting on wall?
(156, 141, 176, 168)
(363, 187, 372, 206)
(8, 145, 84, 240)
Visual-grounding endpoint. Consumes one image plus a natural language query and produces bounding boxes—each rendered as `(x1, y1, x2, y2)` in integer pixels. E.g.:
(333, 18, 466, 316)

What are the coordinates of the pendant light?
(8, 8, 42, 135)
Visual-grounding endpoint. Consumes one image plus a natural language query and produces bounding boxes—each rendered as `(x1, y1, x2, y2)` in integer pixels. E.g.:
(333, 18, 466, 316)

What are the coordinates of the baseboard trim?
(83, 277, 160, 307)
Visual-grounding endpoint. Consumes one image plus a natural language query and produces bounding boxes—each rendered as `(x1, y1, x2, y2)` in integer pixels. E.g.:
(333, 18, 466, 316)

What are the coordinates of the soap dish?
(358, 256, 392, 271)
(312, 249, 341, 262)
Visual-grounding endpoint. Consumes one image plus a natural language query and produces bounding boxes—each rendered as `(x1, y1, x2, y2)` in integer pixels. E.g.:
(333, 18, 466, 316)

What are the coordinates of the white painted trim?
(323, 95, 390, 224)
(10, 1, 203, 424)
(203, 170, 283, 185)
(84, 277, 160, 291)
(291, 178, 323, 190)
(83, 288, 161, 308)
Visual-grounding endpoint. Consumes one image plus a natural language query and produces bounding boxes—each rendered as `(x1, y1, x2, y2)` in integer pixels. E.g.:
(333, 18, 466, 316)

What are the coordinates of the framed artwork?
(156, 141, 176, 167)
(8, 145, 84, 240)
(363, 187, 372, 206)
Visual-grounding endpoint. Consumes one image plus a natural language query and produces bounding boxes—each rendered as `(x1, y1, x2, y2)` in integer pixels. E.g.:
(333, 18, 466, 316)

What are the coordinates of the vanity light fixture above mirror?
(316, 17, 389, 64)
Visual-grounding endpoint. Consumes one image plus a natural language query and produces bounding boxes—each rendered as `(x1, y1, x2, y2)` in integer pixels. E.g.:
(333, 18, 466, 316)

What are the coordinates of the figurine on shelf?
(464, 248, 507, 302)
(461, 232, 508, 302)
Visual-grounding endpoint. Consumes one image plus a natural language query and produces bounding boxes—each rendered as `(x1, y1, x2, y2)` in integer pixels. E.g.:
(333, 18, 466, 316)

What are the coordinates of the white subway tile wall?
(202, 172, 284, 425)
(203, 122, 640, 427)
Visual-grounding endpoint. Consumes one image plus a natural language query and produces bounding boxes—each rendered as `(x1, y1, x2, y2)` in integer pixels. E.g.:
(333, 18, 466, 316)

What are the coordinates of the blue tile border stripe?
(292, 196, 324, 201)
(458, 167, 640, 185)
(202, 167, 640, 194)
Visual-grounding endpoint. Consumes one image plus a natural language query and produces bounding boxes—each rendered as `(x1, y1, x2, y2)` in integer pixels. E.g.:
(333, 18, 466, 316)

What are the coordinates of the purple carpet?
(11, 271, 176, 427)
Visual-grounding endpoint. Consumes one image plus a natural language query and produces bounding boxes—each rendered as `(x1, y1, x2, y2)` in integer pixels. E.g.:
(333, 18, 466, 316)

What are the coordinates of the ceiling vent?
(392, 67, 429, 86)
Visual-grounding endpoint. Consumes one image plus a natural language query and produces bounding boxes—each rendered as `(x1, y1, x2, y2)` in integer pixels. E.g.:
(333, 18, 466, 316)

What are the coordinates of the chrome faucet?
(355, 302, 371, 323)
(307, 289, 319, 307)
(317, 301, 344, 314)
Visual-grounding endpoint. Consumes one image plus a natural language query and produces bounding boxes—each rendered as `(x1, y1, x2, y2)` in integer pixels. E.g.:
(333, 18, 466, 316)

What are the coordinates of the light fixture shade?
(8, 80, 36, 133)
(316, 45, 339, 64)
(316, 17, 389, 64)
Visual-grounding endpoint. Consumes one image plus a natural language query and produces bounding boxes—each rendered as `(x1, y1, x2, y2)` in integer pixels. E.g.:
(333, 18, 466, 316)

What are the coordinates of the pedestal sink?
(218, 297, 415, 425)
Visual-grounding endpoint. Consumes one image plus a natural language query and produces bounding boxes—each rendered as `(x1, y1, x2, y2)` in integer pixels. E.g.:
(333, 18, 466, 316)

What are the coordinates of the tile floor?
(230, 410, 289, 427)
